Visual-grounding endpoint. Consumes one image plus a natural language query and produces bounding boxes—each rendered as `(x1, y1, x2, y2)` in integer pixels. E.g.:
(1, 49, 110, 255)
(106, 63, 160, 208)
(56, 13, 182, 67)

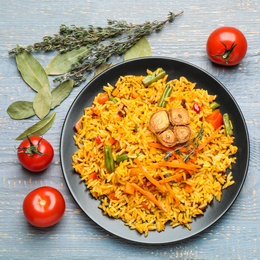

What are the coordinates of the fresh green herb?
(164, 151, 173, 161)
(158, 84, 173, 107)
(9, 12, 183, 87)
(142, 68, 166, 86)
(174, 124, 204, 163)
(223, 113, 233, 136)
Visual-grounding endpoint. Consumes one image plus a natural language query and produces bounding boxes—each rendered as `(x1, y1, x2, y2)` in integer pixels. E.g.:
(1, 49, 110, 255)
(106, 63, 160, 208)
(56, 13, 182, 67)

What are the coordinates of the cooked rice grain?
(72, 73, 237, 237)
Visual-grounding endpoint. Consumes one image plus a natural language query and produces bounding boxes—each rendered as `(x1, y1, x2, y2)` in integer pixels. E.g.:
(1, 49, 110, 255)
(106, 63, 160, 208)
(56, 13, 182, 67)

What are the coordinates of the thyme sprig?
(164, 124, 204, 163)
(9, 11, 183, 86)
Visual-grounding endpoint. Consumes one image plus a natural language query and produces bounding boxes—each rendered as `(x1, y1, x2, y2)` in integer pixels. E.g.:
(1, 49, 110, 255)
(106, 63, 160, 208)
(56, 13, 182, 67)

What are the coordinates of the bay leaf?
(50, 80, 73, 109)
(90, 63, 113, 81)
(16, 112, 56, 140)
(33, 83, 52, 119)
(16, 47, 50, 92)
(124, 37, 151, 61)
(7, 101, 35, 119)
(45, 46, 91, 75)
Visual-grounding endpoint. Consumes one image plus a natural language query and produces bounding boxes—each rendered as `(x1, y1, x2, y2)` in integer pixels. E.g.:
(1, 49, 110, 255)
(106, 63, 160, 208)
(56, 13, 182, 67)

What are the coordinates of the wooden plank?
(0, 0, 259, 259)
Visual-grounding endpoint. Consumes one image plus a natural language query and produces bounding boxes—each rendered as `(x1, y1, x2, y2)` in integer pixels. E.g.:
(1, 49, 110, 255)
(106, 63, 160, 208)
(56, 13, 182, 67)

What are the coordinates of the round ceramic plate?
(60, 57, 250, 244)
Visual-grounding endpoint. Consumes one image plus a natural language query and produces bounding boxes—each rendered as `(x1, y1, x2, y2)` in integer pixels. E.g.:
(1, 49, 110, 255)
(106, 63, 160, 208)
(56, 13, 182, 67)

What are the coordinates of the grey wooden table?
(0, 0, 259, 259)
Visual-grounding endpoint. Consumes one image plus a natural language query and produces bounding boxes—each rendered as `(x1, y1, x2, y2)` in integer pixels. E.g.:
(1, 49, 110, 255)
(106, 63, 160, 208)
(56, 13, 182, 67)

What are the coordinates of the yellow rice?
(72, 70, 237, 237)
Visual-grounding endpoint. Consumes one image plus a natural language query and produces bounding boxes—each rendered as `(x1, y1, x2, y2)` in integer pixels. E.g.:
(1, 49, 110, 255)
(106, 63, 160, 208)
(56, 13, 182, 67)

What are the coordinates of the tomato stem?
(211, 41, 238, 64)
(17, 136, 46, 157)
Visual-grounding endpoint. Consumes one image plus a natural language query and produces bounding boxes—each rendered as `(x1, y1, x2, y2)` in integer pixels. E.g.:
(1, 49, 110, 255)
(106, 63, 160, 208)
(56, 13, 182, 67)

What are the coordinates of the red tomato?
(23, 186, 65, 228)
(206, 27, 247, 66)
(97, 93, 109, 104)
(206, 109, 223, 129)
(17, 136, 54, 172)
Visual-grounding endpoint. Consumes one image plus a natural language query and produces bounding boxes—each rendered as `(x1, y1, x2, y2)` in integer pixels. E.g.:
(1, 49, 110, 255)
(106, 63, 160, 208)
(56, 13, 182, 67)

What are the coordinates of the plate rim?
(60, 56, 250, 244)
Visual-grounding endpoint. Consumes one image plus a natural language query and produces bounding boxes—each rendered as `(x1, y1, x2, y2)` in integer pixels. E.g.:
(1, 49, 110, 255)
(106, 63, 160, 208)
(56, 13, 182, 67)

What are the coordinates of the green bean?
(158, 84, 173, 107)
(142, 68, 166, 86)
(109, 96, 117, 104)
(104, 145, 115, 172)
(116, 153, 129, 163)
(209, 101, 220, 110)
(223, 113, 233, 136)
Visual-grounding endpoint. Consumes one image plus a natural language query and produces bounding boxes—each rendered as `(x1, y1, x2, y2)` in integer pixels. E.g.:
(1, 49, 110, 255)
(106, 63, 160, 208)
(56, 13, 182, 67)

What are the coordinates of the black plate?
(60, 57, 250, 244)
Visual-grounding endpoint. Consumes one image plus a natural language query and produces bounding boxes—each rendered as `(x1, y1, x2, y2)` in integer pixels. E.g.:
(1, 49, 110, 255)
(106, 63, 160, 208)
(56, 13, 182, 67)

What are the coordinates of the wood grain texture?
(0, 0, 259, 259)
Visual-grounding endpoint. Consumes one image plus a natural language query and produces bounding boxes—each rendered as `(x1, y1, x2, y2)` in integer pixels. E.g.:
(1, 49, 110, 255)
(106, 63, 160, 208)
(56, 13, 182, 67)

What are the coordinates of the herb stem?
(9, 11, 183, 86)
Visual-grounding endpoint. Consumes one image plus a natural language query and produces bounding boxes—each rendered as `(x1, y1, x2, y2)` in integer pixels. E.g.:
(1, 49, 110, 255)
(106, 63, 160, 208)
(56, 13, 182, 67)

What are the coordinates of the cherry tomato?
(23, 186, 66, 228)
(97, 93, 109, 104)
(17, 136, 54, 172)
(206, 27, 247, 66)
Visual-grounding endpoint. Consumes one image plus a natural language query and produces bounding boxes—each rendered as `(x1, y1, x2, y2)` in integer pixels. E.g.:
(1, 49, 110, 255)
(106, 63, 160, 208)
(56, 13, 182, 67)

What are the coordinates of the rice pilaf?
(72, 69, 237, 237)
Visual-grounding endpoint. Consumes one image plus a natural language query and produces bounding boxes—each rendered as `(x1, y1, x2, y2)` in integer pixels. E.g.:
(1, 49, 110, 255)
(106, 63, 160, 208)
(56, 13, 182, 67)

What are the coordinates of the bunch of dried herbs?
(9, 11, 183, 86)
(7, 12, 183, 139)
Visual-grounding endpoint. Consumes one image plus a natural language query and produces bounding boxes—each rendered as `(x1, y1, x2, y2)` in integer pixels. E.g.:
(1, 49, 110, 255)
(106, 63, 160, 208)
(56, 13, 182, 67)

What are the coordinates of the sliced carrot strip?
(159, 173, 180, 207)
(159, 173, 184, 183)
(157, 161, 200, 172)
(184, 183, 193, 193)
(196, 126, 222, 152)
(134, 158, 166, 193)
(130, 183, 167, 213)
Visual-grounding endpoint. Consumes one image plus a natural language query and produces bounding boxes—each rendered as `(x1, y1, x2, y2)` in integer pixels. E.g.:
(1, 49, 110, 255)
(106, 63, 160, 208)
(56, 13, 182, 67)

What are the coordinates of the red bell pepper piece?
(88, 172, 99, 181)
(95, 135, 102, 145)
(206, 109, 223, 129)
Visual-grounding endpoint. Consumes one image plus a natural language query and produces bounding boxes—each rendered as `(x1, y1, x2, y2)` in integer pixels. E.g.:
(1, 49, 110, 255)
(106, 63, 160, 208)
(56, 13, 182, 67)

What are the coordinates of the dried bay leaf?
(16, 112, 56, 140)
(45, 46, 91, 75)
(33, 83, 52, 119)
(90, 63, 113, 81)
(50, 80, 73, 109)
(7, 101, 35, 119)
(124, 37, 151, 61)
(16, 47, 50, 92)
